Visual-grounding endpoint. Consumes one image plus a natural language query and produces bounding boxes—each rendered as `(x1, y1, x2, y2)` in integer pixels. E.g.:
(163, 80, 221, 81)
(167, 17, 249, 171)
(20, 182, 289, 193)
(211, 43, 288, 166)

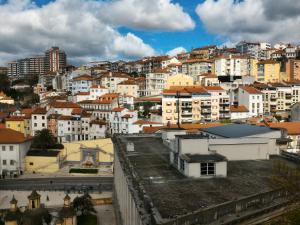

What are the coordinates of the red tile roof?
(50, 101, 81, 109)
(112, 107, 125, 112)
(230, 105, 249, 112)
(32, 108, 47, 114)
(73, 74, 93, 81)
(240, 86, 262, 94)
(163, 86, 208, 95)
(133, 120, 161, 125)
(0, 128, 32, 144)
(204, 86, 224, 91)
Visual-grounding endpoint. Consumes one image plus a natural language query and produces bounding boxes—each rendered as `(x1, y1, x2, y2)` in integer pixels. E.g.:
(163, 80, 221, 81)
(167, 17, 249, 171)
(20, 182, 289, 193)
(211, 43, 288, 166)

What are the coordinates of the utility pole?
(176, 91, 180, 128)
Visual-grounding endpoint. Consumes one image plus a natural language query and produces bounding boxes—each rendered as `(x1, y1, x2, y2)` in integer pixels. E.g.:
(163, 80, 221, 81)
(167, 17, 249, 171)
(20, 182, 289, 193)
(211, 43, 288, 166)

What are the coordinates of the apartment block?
(182, 59, 213, 80)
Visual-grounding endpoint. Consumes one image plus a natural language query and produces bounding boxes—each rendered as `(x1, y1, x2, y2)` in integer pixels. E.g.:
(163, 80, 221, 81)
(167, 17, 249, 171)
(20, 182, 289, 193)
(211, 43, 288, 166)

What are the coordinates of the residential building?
(0, 91, 14, 105)
(71, 74, 93, 94)
(256, 60, 281, 83)
(230, 105, 250, 120)
(286, 59, 300, 81)
(162, 86, 212, 124)
(236, 41, 260, 58)
(165, 73, 193, 89)
(109, 108, 138, 134)
(146, 70, 172, 96)
(116, 80, 139, 98)
(0, 128, 32, 176)
(94, 72, 131, 93)
(238, 86, 263, 117)
(45, 46, 67, 73)
(214, 55, 250, 77)
(196, 73, 219, 86)
(31, 108, 48, 136)
(5, 116, 31, 137)
(189, 45, 217, 59)
(48, 100, 81, 116)
(7, 61, 19, 78)
(182, 59, 213, 80)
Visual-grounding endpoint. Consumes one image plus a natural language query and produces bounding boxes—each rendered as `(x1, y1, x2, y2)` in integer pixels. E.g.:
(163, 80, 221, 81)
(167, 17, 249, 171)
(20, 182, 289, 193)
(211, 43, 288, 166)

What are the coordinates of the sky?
(0, 0, 300, 66)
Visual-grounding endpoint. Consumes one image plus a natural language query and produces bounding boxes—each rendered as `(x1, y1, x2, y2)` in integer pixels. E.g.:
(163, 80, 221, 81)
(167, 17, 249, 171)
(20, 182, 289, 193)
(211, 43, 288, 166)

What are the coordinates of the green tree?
(31, 129, 56, 150)
(73, 194, 96, 216)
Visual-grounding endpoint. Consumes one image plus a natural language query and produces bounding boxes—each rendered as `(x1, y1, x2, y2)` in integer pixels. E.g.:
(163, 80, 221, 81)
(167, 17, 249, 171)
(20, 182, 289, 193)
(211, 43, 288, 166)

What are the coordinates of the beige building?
(165, 73, 193, 89)
(196, 73, 219, 86)
(116, 79, 139, 98)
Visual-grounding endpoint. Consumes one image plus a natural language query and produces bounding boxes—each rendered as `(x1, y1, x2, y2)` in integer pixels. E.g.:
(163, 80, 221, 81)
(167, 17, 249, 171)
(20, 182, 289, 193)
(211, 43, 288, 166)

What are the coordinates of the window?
(2, 146, 5, 151)
(42, 116, 45, 120)
(34, 123, 37, 127)
(10, 160, 14, 165)
(29, 162, 34, 166)
(34, 116, 37, 119)
(3, 160, 6, 165)
(201, 163, 215, 176)
(42, 123, 45, 127)
(9, 146, 13, 151)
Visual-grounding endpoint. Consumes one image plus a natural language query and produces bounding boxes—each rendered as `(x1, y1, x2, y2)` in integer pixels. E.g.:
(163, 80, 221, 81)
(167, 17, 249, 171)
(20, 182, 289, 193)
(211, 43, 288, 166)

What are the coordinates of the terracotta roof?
(21, 108, 33, 115)
(121, 114, 133, 119)
(112, 107, 125, 112)
(184, 59, 213, 64)
(58, 115, 73, 120)
(240, 86, 262, 94)
(75, 92, 90, 96)
(50, 101, 81, 109)
(73, 74, 93, 81)
(163, 86, 208, 95)
(118, 80, 138, 85)
(32, 108, 47, 114)
(136, 97, 162, 103)
(230, 105, 249, 112)
(204, 86, 224, 91)
(0, 128, 32, 144)
(71, 108, 82, 115)
(143, 123, 223, 133)
(133, 120, 161, 125)
(265, 122, 300, 135)
(5, 116, 25, 121)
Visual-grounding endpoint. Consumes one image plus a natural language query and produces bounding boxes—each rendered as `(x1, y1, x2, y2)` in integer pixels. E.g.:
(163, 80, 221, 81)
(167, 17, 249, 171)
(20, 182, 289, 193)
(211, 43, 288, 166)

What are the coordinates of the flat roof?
(175, 134, 208, 139)
(117, 135, 296, 219)
(27, 150, 60, 157)
(201, 124, 278, 138)
(182, 153, 227, 163)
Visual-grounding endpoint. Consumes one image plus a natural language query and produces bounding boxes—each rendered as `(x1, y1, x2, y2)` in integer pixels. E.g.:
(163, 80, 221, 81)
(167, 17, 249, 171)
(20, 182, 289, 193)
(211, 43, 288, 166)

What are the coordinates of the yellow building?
(25, 150, 61, 173)
(5, 117, 31, 136)
(62, 139, 114, 165)
(249, 59, 258, 78)
(165, 73, 193, 89)
(257, 60, 280, 83)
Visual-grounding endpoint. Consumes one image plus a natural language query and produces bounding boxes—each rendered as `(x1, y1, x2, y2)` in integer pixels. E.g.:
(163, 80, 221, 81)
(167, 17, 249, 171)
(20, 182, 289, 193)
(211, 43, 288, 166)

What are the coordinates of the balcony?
(201, 109, 211, 114)
(220, 102, 230, 106)
(220, 108, 230, 113)
(181, 110, 192, 115)
(201, 102, 211, 107)
(286, 94, 292, 99)
(270, 96, 277, 101)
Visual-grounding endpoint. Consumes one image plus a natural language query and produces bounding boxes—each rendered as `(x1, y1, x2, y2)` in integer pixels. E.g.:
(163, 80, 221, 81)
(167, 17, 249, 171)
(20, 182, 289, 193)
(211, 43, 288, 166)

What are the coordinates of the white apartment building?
(109, 108, 138, 134)
(146, 70, 172, 96)
(215, 55, 249, 77)
(230, 105, 250, 120)
(71, 74, 93, 94)
(238, 86, 263, 117)
(0, 128, 32, 176)
(31, 108, 48, 136)
(94, 72, 131, 93)
(48, 101, 81, 116)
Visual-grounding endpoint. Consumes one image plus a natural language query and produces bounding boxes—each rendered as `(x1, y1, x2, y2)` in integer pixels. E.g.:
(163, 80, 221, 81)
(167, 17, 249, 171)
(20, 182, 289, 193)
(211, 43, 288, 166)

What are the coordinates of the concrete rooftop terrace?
(118, 135, 297, 219)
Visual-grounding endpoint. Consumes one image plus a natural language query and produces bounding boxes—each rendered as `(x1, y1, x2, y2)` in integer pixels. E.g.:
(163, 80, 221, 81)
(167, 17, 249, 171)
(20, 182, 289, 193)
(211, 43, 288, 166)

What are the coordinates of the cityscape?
(1, 0, 300, 225)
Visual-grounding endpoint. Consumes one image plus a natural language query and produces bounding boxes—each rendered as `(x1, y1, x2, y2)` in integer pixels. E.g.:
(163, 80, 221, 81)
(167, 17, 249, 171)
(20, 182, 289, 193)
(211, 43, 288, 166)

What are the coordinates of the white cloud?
(99, 0, 195, 31)
(0, 0, 194, 65)
(166, 47, 186, 57)
(196, 0, 300, 44)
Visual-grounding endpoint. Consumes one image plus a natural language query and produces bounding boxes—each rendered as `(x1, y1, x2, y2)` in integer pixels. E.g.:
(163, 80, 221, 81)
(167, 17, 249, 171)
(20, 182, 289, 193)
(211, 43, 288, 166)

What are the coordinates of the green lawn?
(77, 214, 97, 225)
